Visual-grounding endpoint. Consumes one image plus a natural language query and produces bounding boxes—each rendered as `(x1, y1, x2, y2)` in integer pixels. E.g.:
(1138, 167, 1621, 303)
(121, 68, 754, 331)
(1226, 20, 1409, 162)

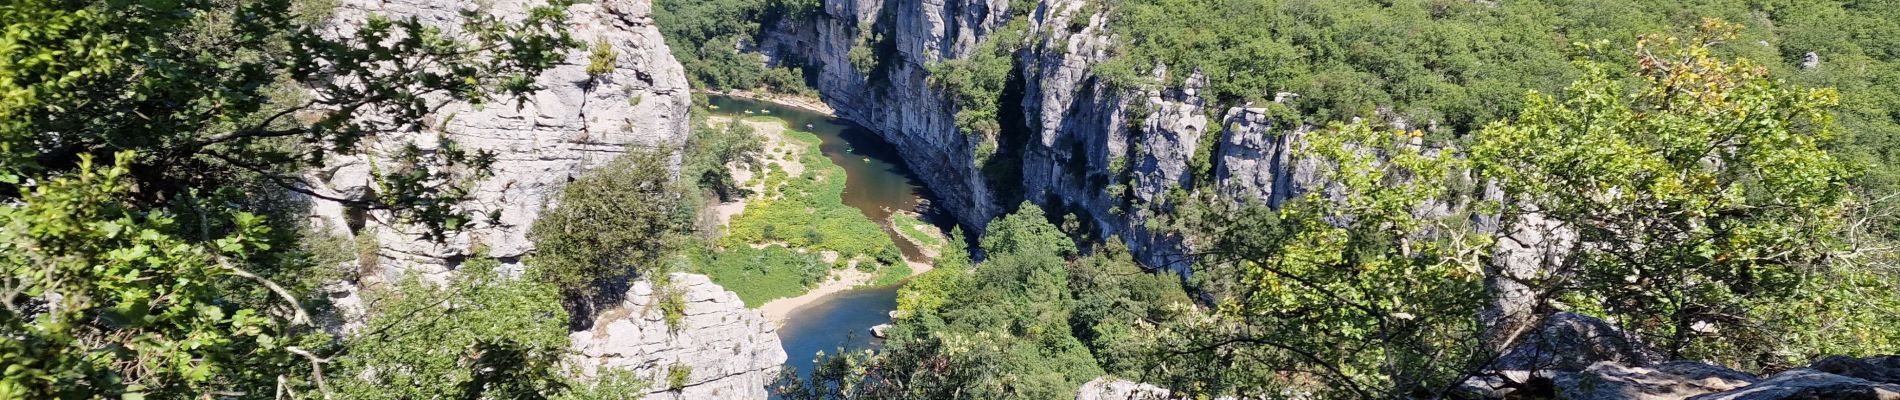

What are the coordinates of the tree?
(1155, 121, 1491, 398)
(1471, 20, 1869, 367)
(529, 148, 695, 300)
(1, 0, 578, 396)
(1146, 21, 1893, 398)
(778, 204, 1193, 399)
(331, 258, 572, 399)
(684, 117, 764, 202)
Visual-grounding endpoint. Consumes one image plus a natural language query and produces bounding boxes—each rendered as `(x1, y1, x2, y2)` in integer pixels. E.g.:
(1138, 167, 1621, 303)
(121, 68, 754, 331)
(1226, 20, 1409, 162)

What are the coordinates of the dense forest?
(3, 0, 1899, 399)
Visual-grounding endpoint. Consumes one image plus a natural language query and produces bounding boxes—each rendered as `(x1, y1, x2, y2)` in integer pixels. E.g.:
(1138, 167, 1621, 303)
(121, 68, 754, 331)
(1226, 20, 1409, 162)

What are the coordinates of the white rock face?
(1020, 0, 1289, 271)
(758, 0, 1011, 233)
(1075, 377, 1245, 400)
(309, 0, 693, 279)
(759, 0, 1312, 271)
(570, 273, 788, 400)
(1075, 378, 1172, 400)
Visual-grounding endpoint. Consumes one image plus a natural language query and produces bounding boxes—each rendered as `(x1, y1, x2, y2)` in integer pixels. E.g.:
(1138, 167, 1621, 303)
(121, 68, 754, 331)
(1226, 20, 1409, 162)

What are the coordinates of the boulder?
(1687, 369, 1900, 400)
(1075, 378, 1173, 400)
(1810, 355, 1900, 384)
(1555, 361, 1759, 400)
(1464, 312, 1664, 397)
(570, 273, 788, 400)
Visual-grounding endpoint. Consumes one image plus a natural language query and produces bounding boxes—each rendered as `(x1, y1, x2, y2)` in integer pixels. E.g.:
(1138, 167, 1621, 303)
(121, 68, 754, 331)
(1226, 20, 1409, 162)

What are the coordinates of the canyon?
(308, 0, 1896, 398)
(759, 0, 1327, 271)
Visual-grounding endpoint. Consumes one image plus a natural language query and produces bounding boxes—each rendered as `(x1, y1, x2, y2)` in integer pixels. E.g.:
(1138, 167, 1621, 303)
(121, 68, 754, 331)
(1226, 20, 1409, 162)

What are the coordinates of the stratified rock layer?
(570, 273, 788, 400)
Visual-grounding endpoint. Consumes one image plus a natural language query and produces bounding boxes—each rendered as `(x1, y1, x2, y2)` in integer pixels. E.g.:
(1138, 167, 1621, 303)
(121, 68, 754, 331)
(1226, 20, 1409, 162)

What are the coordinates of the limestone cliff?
(570, 273, 789, 400)
(760, 0, 1012, 233)
(309, 0, 693, 278)
(758, 0, 1328, 270)
(1020, 0, 1329, 270)
(312, 2, 786, 398)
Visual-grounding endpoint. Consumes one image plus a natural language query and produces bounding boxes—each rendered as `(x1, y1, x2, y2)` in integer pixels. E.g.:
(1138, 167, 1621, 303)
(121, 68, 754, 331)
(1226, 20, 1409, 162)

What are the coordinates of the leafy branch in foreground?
(1, 0, 581, 396)
(1471, 20, 1869, 368)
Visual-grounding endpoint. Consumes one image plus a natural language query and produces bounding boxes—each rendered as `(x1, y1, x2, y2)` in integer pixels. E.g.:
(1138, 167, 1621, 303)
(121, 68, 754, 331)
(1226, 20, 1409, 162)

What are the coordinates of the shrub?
(529, 149, 695, 298)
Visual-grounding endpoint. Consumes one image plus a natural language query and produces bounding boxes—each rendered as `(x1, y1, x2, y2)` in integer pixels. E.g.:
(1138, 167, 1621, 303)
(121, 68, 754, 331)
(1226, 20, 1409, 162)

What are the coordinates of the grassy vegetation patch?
(722, 124, 897, 261)
(699, 117, 909, 305)
(891, 212, 945, 250)
(688, 243, 831, 307)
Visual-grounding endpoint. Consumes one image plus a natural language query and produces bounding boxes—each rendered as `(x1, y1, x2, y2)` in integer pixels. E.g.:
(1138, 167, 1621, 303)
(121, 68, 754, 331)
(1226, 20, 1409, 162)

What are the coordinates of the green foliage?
(653, 0, 817, 95)
(0, 153, 301, 396)
(552, 369, 651, 400)
(722, 125, 898, 262)
(354, 227, 381, 273)
(1090, 0, 1900, 158)
(895, 265, 968, 319)
(666, 364, 693, 391)
(1143, 22, 1898, 397)
(891, 212, 946, 250)
(867, 261, 914, 287)
(1471, 23, 1871, 367)
(657, 280, 688, 332)
(778, 204, 1192, 399)
(928, 21, 1029, 138)
(332, 259, 573, 399)
(1162, 122, 1491, 398)
(0, 0, 577, 395)
(1066, 241, 1192, 377)
(685, 115, 765, 201)
(894, 227, 973, 317)
(586, 38, 617, 78)
(688, 243, 830, 307)
(1758, 1, 1900, 194)
(529, 149, 695, 298)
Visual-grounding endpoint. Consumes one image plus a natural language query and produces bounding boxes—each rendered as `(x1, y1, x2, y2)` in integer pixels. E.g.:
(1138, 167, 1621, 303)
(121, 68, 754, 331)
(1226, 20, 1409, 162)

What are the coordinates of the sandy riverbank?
(759, 260, 933, 325)
(704, 89, 836, 116)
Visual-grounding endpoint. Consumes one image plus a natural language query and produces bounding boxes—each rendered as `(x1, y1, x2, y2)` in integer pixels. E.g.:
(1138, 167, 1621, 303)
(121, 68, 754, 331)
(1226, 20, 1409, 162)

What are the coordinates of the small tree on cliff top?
(1155, 19, 1890, 399)
(1472, 19, 1871, 367)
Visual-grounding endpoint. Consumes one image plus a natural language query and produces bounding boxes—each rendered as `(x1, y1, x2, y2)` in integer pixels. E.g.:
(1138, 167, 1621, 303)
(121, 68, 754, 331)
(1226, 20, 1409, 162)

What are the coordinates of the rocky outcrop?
(1686, 369, 1900, 400)
(1214, 107, 1320, 209)
(760, 0, 1011, 232)
(1554, 362, 1759, 400)
(1018, 0, 1338, 271)
(1020, 0, 1195, 270)
(1075, 378, 1172, 400)
(570, 273, 788, 400)
(310, 0, 693, 278)
(1464, 312, 1665, 397)
(1811, 355, 1900, 384)
(758, 0, 1327, 270)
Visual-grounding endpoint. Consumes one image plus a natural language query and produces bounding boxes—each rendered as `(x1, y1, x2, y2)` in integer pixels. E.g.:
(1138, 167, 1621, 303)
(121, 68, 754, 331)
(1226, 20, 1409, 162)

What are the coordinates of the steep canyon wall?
(766, 0, 1325, 271)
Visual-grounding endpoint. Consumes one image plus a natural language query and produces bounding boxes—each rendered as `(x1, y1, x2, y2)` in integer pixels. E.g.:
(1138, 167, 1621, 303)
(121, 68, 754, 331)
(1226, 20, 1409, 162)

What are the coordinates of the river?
(704, 95, 945, 383)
